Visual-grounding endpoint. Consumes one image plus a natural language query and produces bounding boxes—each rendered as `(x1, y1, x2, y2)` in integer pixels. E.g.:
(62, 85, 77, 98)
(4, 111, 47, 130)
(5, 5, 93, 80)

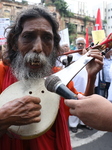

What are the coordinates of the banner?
(92, 30, 106, 45)
(59, 28, 70, 46)
(0, 18, 10, 45)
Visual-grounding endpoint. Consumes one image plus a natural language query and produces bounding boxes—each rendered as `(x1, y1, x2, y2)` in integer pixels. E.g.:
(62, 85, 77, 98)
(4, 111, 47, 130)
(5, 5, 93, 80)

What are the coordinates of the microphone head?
(45, 75, 61, 92)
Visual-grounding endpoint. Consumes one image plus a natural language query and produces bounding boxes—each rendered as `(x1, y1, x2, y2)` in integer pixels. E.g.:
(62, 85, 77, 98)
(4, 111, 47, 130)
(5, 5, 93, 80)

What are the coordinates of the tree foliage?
(22, 0, 28, 4)
(67, 23, 77, 43)
(47, 0, 74, 17)
(83, 16, 90, 27)
(103, 20, 107, 24)
(69, 34, 77, 44)
(67, 22, 76, 35)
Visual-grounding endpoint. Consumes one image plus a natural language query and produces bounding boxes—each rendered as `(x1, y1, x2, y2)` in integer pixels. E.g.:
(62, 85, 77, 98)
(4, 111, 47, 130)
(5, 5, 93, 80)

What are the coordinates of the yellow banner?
(92, 30, 106, 45)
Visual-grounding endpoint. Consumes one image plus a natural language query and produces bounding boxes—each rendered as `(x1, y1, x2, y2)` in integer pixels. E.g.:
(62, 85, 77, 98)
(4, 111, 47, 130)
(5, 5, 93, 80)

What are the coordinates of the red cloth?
(0, 61, 8, 93)
(0, 65, 72, 150)
(94, 8, 102, 30)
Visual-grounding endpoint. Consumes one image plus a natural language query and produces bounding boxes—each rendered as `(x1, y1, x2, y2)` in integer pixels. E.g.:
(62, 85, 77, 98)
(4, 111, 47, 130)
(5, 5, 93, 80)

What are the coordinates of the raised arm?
(84, 49, 103, 96)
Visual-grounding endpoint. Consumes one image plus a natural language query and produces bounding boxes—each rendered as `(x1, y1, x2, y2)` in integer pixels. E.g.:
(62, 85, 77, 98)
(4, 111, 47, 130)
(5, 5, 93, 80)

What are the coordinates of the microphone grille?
(45, 75, 61, 92)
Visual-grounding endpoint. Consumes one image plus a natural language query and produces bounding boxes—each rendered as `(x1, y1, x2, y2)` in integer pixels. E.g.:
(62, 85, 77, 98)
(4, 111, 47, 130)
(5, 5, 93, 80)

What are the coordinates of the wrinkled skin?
(86, 49, 103, 78)
(18, 18, 54, 58)
(84, 49, 103, 96)
(76, 39, 87, 55)
(0, 18, 54, 136)
(0, 96, 41, 127)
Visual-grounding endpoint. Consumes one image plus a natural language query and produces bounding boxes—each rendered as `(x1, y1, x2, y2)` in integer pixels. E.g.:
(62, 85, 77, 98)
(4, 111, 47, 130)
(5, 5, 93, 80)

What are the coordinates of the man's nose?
(32, 37, 42, 53)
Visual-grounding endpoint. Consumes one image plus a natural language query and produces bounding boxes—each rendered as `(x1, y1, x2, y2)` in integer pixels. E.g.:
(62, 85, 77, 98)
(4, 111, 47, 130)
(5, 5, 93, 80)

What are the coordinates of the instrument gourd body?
(0, 79, 60, 139)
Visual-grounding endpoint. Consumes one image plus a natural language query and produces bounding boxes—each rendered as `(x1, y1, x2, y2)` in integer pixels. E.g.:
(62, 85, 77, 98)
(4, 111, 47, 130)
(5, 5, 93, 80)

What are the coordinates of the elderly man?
(0, 6, 103, 150)
(69, 37, 90, 133)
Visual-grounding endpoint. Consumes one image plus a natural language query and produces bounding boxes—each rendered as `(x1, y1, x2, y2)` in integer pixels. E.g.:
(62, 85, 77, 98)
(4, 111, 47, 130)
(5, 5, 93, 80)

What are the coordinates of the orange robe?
(0, 63, 79, 150)
(0, 61, 8, 93)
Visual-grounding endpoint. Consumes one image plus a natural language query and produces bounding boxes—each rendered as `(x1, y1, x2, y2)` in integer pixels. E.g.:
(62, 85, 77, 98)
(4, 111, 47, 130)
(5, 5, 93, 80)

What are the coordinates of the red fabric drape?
(0, 65, 72, 150)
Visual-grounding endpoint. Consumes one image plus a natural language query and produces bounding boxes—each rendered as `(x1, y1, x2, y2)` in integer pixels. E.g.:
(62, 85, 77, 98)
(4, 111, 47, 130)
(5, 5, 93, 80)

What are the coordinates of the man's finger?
(64, 100, 76, 109)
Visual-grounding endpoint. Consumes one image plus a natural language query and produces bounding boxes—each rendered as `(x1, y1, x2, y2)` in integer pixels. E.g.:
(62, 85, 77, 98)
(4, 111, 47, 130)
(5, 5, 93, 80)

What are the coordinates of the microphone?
(45, 75, 77, 100)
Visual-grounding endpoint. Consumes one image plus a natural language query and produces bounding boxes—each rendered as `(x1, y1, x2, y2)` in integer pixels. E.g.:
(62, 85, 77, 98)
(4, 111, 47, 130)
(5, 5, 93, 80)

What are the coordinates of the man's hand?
(86, 49, 103, 77)
(64, 94, 112, 131)
(0, 95, 41, 128)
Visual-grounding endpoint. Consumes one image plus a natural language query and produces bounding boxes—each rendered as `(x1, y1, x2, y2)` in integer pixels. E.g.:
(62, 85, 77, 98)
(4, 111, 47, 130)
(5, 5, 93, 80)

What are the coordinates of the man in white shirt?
(69, 37, 92, 133)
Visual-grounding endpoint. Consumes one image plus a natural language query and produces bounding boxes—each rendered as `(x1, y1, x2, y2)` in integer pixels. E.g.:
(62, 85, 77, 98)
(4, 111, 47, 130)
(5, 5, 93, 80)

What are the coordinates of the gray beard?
(11, 51, 57, 81)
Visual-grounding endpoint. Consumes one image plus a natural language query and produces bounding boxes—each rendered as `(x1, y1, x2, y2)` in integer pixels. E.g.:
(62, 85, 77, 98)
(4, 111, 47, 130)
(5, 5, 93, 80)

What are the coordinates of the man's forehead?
(77, 40, 85, 43)
(22, 18, 53, 32)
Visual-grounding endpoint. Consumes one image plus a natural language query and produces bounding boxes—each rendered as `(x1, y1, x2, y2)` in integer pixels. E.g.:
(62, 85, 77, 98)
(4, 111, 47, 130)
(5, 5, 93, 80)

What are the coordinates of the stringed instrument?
(0, 33, 112, 139)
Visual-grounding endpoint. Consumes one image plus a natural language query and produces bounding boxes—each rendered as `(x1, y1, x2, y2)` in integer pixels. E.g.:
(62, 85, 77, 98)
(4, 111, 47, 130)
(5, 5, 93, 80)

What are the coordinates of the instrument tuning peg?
(102, 48, 110, 56)
(102, 51, 105, 56)
(96, 42, 99, 45)
(62, 55, 73, 67)
(90, 42, 94, 47)
(62, 59, 68, 67)
(67, 55, 73, 64)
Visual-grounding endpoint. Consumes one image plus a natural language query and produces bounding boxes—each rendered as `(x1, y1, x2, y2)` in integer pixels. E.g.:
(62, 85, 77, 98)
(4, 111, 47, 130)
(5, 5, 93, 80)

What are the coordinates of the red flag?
(94, 8, 102, 30)
(85, 28, 89, 48)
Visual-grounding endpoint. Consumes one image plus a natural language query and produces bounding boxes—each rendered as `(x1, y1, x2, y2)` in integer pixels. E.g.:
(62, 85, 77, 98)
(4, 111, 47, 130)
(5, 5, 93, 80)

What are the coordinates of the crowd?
(0, 5, 111, 150)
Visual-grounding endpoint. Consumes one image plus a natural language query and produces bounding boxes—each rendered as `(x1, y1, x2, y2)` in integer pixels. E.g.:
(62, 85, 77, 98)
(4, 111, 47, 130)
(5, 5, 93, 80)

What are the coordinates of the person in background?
(70, 42, 75, 50)
(61, 43, 70, 53)
(103, 50, 112, 97)
(68, 37, 92, 133)
(56, 42, 71, 68)
(95, 50, 112, 97)
(107, 50, 112, 102)
(73, 37, 87, 57)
